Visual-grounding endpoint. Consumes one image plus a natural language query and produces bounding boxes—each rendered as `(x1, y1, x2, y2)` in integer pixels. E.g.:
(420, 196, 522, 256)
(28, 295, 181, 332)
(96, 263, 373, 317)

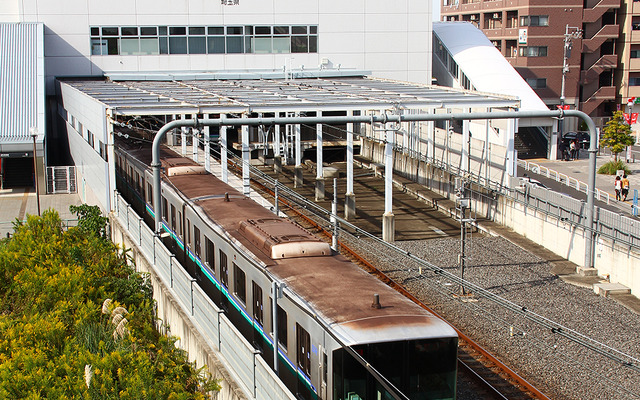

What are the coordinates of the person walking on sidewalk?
(615, 175, 623, 201)
(569, 141, 577, 160)
(622, 174, 630, 201)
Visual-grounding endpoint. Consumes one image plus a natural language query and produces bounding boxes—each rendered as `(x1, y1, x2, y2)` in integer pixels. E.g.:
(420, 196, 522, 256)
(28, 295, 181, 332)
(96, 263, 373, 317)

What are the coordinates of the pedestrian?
(622, 174, 630, 201)
(569, 140, 577, 160)
(615, 175, 622, 201)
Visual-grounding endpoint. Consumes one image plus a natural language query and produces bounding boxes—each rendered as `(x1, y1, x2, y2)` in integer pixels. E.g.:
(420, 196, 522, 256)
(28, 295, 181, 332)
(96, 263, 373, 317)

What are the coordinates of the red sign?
(623, 113, 638, 124)
(557, 105, 570, 110)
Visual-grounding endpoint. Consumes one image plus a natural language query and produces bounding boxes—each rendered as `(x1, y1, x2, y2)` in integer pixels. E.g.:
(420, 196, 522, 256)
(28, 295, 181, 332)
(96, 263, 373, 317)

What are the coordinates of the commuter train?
(115, 140, 458, 400)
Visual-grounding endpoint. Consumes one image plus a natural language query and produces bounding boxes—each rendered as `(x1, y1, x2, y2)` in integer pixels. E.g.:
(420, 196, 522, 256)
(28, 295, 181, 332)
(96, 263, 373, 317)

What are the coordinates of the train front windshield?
(333, 338, 457, 400)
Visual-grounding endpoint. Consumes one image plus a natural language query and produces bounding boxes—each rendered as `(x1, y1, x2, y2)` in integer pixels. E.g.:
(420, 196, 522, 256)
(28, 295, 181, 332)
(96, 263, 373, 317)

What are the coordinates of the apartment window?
(519, 46, 547, 57)
(629, 74, 640, 86)
(526, 78, 547, 89)
(233, 263, 246, 304)
(506, 11, 518, 29)
(520, 15, 549, 27)
(90, 24, 318, 55)
(631, 49, 640, 58)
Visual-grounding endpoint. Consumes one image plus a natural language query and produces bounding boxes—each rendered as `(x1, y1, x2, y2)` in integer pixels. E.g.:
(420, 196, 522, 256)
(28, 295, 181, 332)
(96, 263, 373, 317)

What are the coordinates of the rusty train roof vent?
(239, 218, 331, 260)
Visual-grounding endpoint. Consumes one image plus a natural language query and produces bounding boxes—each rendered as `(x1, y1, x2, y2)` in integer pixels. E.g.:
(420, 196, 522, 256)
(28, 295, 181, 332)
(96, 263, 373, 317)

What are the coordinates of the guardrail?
(114, 194, 294, 400)
(518, 160, 610, 204)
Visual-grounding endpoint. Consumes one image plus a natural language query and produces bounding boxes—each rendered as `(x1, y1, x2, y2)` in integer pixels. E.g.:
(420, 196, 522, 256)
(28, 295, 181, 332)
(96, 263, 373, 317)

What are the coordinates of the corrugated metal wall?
(0, 23, 40, 143)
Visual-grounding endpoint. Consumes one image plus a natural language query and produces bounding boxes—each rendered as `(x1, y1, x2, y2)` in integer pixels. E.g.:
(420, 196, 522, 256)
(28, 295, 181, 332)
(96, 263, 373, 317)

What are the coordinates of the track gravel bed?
(342, 234, 640, 400)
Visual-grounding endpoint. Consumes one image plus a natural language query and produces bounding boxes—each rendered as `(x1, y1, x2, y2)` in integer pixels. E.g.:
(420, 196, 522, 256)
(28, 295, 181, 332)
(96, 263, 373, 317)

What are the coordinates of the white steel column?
(167, 114, 176, 146)
(192, 128, 198, 162)
(204, 122, 211, 173)
(220, 125, 228, 183)
(505, 118, 517, 177)
(550, 120, 559, 160)
(427, 108, 435, 160)
(294, 115, 303, 188)
(315, 111, 325, 200)
(382, 111, 395, 243)
(274, 118, 282, 174)
(462, 116, 470, 173)
(181, 115, 187, 156)
(345, 110, 356, 220)
(484, 119, 490, 185)
(242, 125, 250, 196)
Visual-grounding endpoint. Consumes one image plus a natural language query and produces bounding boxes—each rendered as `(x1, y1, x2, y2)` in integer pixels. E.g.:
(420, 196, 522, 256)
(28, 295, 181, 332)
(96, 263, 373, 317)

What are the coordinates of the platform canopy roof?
(61, 76, 519, 116)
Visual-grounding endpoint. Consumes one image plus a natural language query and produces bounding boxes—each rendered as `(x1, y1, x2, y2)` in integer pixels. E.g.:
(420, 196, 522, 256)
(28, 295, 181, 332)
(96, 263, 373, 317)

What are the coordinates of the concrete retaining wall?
(110, 214, 246, 400)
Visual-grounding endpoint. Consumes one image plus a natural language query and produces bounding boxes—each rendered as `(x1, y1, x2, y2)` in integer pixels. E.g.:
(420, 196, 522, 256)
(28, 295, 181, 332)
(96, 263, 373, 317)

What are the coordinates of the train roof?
(120, 143, 457, 344)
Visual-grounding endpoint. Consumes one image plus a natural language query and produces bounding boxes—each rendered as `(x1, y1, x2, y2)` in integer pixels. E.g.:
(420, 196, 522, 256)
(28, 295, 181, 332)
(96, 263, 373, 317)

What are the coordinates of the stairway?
(514, 127, 548, 159)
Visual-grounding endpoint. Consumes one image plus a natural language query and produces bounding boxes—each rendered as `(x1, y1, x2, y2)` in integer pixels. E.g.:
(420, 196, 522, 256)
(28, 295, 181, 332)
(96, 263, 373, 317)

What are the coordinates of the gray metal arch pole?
(151, 109, 597, 269)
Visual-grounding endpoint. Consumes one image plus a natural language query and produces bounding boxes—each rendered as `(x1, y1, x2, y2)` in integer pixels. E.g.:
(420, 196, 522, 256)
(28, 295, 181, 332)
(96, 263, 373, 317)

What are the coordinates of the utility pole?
(559, 25, 583, 139)
(30, 127, 41, 216)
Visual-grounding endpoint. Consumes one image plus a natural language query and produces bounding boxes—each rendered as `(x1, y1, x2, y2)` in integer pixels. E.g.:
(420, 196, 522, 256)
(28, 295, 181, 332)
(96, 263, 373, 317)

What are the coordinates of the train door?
(296, 323, 312, 400)
(252, 281, 264, 352)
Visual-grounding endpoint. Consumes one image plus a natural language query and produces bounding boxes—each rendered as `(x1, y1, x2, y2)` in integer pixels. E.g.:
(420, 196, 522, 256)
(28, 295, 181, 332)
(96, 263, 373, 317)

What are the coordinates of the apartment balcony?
(582, 25, 620, 53)
(580, 54, 618, 85)
(459, 0, 482, 13)
(583, 0, 621, 24)
(581, 86, 616, 115)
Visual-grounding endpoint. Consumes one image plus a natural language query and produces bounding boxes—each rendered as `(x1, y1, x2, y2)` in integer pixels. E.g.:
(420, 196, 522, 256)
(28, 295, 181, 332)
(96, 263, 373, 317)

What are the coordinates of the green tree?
(600, 111, 635, 161)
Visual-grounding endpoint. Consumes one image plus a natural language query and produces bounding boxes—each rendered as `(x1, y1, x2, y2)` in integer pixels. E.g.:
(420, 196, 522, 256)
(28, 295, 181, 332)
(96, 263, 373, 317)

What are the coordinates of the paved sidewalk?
(0, 188, 81, 237)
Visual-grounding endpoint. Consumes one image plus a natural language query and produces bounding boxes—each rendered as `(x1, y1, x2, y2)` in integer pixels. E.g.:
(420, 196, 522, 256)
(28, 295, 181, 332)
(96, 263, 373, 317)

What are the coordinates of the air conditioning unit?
(470, 15, 477, 20)
(493, 13, 500, 19)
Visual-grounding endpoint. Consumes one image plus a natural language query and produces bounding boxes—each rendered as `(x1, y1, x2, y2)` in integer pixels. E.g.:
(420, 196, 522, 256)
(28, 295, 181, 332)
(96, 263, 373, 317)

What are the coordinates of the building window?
(90, 24, 318, 55)
(519, 46, 547, 57)
(520, 15, 549, 27)
(526, 78, 547, 89)
(631, 50, 640, 58)
(629, 75, 640, 86)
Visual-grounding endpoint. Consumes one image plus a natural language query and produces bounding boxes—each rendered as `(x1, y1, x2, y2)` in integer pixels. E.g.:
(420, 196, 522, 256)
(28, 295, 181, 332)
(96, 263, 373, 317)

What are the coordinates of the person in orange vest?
(622, 174, 630, 201)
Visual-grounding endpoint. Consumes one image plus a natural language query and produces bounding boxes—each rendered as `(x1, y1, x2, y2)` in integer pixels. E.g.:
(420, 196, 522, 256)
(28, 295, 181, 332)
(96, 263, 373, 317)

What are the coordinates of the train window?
(296, 323, 311, 377)
(178, 212, 183, 238)
(233, 263, 246, 304)
(205, 237, 215, 272)
(135, 172, 141, 193)
(252, 281, 263, 326)
(277, 305, 287, 350)
(129, 166, 133, 184)
(147, 183, 152, 204)
(323, 351, 327, 385)
(170, 204, 176, 231)
(194, 225, 201, 257)
(162, 197, 168, 222)
(187, 219, 191, 247)
(220, 250, 228, 287)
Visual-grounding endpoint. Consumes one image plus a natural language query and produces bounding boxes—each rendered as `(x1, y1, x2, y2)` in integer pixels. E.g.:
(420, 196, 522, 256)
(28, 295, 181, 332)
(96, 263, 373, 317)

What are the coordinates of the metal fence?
(512, 182, 640, 249)
(114, 194, 294, 400)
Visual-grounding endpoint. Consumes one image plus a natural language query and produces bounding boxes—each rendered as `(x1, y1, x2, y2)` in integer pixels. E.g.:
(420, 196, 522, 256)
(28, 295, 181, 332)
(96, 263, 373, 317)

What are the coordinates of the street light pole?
(560, 25, 583, 139)
(30, 128, 41, 216)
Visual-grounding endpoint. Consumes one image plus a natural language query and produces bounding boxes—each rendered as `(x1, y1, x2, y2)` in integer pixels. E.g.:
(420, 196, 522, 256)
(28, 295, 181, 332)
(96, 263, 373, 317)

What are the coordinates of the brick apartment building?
(441, 0, 621, 121)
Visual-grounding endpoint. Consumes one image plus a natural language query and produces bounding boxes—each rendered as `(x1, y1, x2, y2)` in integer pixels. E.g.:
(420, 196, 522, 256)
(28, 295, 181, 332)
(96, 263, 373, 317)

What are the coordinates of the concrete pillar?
(204, 122, 211, 173)
(221, 125, 228, 183)
(294, 118, 303, 188)
(181, 115, 187, 156)
(345, 112, 356, 220)
(382, 113, 395, 243)
(315, 111, 325, 201)
(242, 125, 250, 196)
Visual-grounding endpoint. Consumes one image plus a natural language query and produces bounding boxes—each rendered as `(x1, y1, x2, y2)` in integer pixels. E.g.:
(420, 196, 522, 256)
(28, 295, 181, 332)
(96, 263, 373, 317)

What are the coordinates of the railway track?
(248, 176, 550, 400)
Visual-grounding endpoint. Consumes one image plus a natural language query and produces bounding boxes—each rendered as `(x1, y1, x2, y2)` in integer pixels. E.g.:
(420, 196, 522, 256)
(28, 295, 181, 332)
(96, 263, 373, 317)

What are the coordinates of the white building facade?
(1, 0, 433, 92)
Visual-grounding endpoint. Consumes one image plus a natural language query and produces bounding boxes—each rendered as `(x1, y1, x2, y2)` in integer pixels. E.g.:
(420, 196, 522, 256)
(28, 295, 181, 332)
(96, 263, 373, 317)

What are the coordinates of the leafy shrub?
(597, 160, 632, 175)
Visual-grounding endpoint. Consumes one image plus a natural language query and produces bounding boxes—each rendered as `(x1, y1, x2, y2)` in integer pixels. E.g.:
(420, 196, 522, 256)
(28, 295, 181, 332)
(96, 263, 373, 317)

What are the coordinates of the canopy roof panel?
(61, 76, 519, 116)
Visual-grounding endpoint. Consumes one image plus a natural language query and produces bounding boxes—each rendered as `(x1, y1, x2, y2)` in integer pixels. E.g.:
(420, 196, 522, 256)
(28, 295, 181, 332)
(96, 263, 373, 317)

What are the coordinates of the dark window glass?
(90, 27, 99, 36)
(296, 323, 311, 376)
(169, 37, 188, 54)
(291, 36, 308, 53)
(121, 27, 138, 36)
(274, 26, 289, 35)
(194, 225, 201, 257)
(187, 219, 191, 247)
(159, 37, 168, 54)
(106, 38, 119, 55)
(177, 211, 183, 238)
(208, 36, 225, 53)
(277, 304, 287, 349)
(309, 36, 318, 52)
(252, 281, 263, 325)
(310, 26, 317, 34)
(162, 197, 168, 221)
(244, 25, 253, 35)
(292, 26, 307, 34)
(255, 26, 271, 35)
(206, 237, 215, 271)
(227, 26, 243, 35)
(189, 36, 206, 54)
(102, 27, 118, 36)
(158, 26, 168, 35)
(220, 250, 228, 287)
(169, 26, 186, 35)
(233, 263, 246, 304)
(226, 36, 243, 53)
(189, 26, 205, 35)
(140, 26, 157, 36)
(208, 26, 224, 35)
(170, 204, 176, 231)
